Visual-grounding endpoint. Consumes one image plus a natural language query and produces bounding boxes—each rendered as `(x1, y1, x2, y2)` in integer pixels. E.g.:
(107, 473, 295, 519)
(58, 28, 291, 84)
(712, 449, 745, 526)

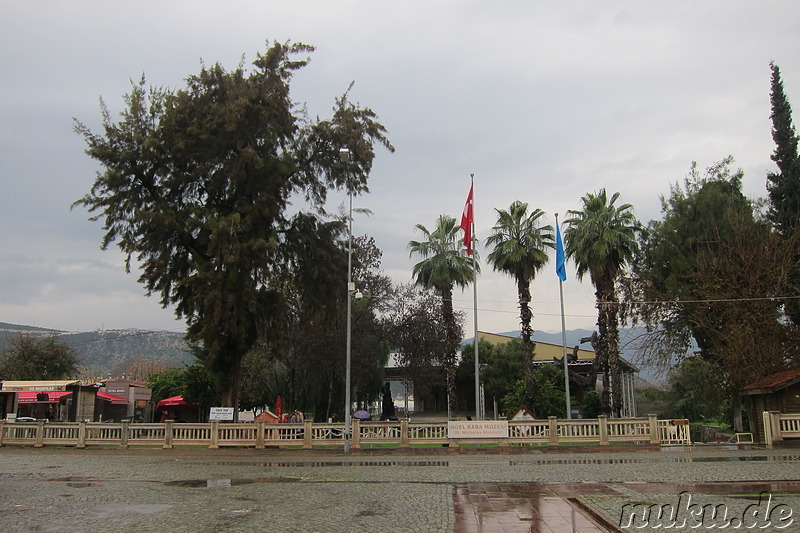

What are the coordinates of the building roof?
(476, 331, 639, 372)
(0, 380, 82, 391)
(740, 367, 800, 396)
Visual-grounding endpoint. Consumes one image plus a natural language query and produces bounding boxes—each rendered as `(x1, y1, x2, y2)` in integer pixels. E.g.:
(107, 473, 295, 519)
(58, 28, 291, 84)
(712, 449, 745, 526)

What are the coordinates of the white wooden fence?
(0, 415, 690, 450)
(762, 411, 800, 448)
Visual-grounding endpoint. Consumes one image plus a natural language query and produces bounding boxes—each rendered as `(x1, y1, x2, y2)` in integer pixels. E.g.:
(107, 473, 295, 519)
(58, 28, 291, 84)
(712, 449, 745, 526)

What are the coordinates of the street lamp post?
(340, 147, 353, 454)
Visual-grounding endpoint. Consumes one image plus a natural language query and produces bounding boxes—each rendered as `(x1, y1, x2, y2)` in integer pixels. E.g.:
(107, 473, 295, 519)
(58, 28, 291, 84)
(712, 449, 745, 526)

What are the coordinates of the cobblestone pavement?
(1, 446, 799, 532)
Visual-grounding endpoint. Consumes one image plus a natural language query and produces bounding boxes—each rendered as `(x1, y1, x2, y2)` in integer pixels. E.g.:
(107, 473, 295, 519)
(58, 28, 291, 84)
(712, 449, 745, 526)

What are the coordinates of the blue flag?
(555, 223, 567, 282)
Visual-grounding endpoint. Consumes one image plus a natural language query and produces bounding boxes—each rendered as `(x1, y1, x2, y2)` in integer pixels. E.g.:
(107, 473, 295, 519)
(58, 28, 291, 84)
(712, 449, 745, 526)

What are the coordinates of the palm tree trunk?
(596, 281, 622, 418)
(441, 286, 459, 418)
(517, 278, 537, 413)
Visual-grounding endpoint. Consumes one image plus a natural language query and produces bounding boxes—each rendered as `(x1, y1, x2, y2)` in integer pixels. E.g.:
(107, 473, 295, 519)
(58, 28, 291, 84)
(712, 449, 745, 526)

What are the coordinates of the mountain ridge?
(0, 322, 194, 377)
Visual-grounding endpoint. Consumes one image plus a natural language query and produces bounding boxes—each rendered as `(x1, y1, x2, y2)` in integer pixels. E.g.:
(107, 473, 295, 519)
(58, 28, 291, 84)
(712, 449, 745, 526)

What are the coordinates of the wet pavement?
(1, 446, 799, 532)
(454, 483, 605, 532)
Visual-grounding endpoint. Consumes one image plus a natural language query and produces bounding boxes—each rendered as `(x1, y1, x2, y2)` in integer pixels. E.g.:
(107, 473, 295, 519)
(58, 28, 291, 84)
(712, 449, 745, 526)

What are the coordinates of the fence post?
(770, 411, 783, 444)
(163, 421, 174, 449)
(762, 411, 773, 448)
(598, 416, 609, 445)
(254, 422, 264, 449)
(209, 420, 219, 449)
(120, 421, 129, 449)
(351, 420, 361, 450)
(400, 419, 409, 448)
(303, 421, 313, 449)
(548, 417, 559, 446)
(77, 420, 87, 449)
(648, 414, 660, 445)
(34, 421, 45, 448)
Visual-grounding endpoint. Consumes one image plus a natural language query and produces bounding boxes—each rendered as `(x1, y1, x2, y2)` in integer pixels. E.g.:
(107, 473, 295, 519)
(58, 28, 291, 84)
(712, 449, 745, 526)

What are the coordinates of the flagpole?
(470, 174, 480, 421)
(555, 213, 572, 419)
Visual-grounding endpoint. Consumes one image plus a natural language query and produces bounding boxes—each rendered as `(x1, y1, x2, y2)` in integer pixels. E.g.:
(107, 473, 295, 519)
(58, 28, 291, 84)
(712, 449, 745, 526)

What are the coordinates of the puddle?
(164, 475, 303, 488)
(690, 455, 800, 462)
(181, 460, 450, 468)
(616, 481, 800, 496)
(453, 482, 606, 532)
(46, 477, 105, 488)
(510, 455, 800, 466)
(178, 456, 799, 470)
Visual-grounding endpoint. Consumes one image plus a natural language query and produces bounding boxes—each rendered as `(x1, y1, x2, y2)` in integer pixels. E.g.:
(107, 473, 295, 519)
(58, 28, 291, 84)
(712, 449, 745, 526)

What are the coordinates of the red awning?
(97, 391, 129, 405)
(156, 395, 198, 409)
(17, 391, 72, 403)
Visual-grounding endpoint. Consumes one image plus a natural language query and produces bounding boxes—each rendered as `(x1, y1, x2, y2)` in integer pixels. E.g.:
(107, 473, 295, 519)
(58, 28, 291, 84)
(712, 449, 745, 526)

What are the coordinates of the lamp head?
(339, 148, 350, 162)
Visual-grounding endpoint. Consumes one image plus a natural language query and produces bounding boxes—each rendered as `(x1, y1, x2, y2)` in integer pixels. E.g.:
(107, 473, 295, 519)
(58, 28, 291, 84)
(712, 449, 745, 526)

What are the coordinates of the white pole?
(556, 213, 572, 419)
(341, 148, 353, 453)
(470, 174, 480, 421)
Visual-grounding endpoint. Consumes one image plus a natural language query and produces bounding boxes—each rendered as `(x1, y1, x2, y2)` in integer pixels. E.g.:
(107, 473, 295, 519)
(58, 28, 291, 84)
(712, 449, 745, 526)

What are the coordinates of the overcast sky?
(2, 1, 799, 336)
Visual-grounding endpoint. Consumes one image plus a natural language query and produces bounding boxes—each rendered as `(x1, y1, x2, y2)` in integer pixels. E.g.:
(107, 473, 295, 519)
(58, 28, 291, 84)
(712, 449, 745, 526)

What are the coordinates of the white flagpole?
(470, 174, 481, 421)
(556, 213, 572, 419)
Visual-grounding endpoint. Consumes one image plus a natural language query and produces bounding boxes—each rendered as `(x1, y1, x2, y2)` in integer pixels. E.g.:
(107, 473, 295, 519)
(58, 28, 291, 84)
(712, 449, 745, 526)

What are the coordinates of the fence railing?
(0, 415, 690, 450)
(763, 411, 800, 448)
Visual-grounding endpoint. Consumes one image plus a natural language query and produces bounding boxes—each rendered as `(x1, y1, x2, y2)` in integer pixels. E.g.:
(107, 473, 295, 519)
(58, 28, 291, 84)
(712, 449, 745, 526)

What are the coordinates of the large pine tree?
(75, 42, 393, 410)
(766, 62, 800, 326)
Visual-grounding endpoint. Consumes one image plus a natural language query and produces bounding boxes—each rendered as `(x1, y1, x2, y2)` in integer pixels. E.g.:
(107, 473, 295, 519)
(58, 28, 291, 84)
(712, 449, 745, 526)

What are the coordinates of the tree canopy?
(630, 159, 800, 428)
(564, 189, 639, 417)
(766, 62, 800, 327)
(0, 334, 81, 381)
(486, 201, 554, 409)
(74, 41, 393, 409)
(408, 215, 474, 416)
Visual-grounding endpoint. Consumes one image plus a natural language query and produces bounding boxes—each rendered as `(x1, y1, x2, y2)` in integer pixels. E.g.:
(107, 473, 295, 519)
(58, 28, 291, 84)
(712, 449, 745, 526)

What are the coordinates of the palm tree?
(564, 190, 639, 417)
(409, 214, 477, 417)
(485, 201, 554, 413)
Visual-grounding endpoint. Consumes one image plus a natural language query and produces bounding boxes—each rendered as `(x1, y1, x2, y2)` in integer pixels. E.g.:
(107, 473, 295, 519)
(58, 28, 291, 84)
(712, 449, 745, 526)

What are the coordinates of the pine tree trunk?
(220, 356, 242, 421)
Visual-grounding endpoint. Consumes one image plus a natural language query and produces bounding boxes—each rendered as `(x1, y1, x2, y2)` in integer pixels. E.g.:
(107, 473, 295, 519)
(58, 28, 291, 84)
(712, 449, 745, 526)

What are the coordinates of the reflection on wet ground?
(175, 455, 800, 469)
(43, 458, 800, 532)
(454, 482, 609, 533)
(178, 460, 451, 468)
(163, 475, 303, 487)
(453, 481, 800, 532)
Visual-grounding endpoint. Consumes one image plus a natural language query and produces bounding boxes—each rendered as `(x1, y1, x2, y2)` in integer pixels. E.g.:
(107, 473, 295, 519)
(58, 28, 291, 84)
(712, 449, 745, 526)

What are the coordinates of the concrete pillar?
(648, 414, 660, 445)
(256, 422, 265, 449)
(77, 420, 87, 449)
(598, 415, 609, 446)
(400, 419, 409, 448)
(163, 420, 174, 449)
(34, 420, 45, 448)
(209, 420, 219, 449)
(120, 421, 129, 449)
(548, 416, 559, 446)
(303, 421, 313, 449)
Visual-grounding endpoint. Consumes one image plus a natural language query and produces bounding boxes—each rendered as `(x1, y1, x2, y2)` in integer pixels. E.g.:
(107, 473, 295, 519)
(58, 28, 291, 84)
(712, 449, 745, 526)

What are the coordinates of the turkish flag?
(461, 184, 474, 256)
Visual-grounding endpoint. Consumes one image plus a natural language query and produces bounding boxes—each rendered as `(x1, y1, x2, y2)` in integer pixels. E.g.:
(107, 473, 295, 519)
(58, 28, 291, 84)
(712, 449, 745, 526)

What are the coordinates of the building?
(97, 380, 153, 422)
(1, 380, 98, 421)
(383, 331, 639, 419)
(0, 380, 139, 422)
(477, 331, 639, 418)
(740, 367, 800, 443)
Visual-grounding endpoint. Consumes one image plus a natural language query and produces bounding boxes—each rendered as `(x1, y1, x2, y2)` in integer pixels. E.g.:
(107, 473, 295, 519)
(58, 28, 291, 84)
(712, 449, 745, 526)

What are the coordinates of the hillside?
(0, 322, 194, 377)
